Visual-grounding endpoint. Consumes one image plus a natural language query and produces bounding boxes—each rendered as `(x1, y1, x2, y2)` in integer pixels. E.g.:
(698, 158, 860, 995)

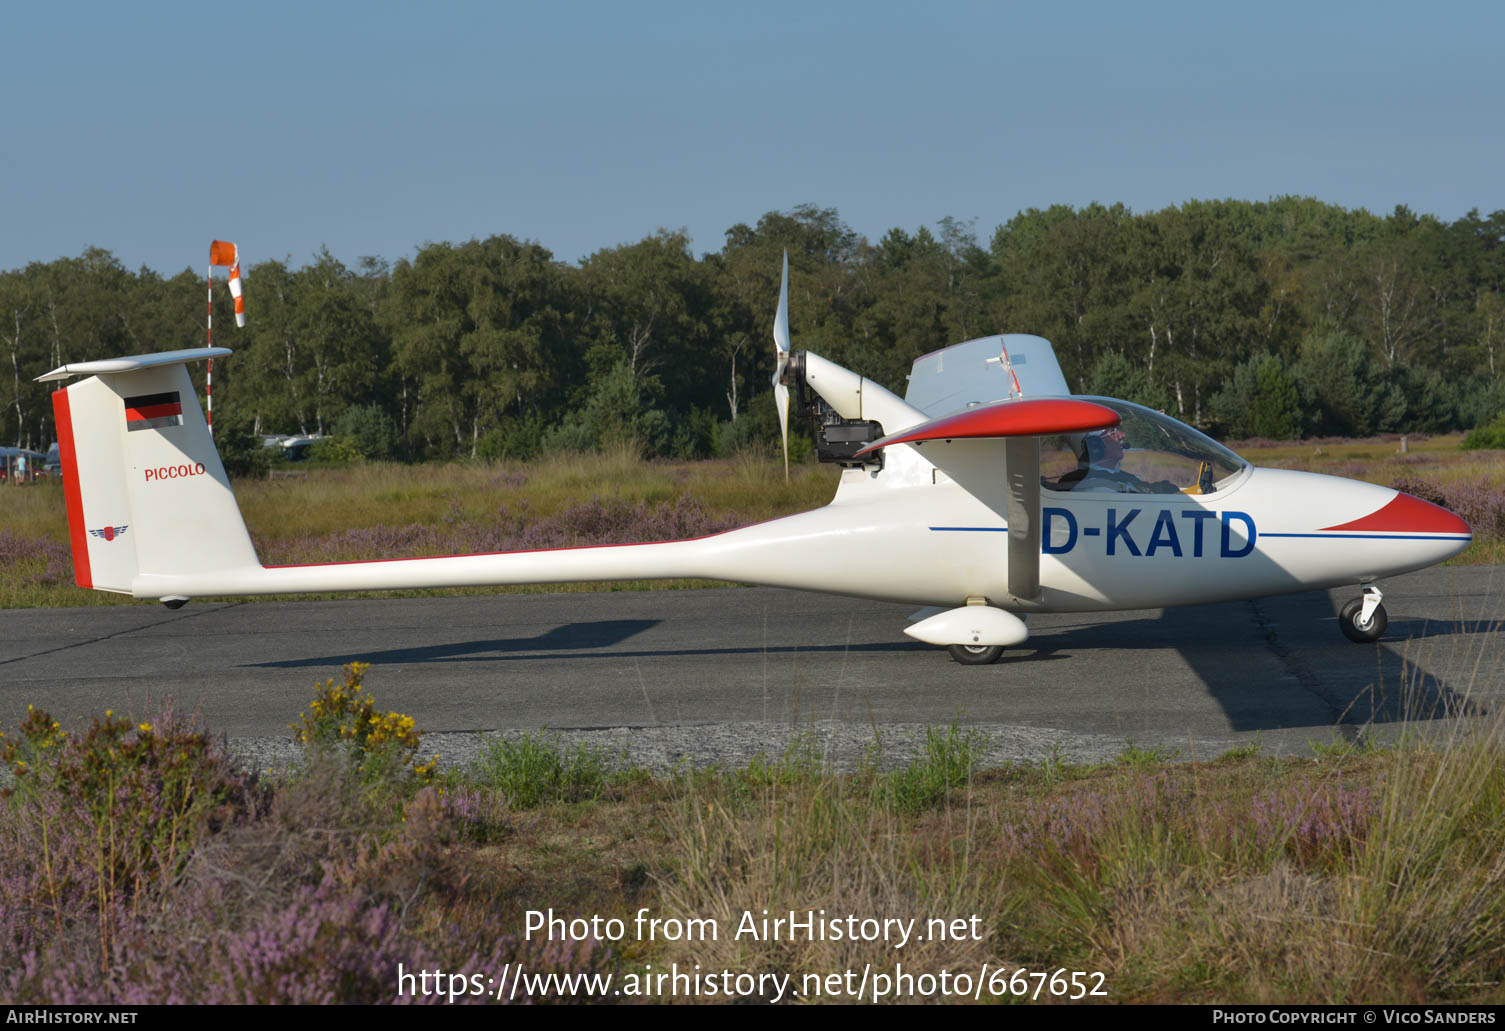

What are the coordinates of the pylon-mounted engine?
(784, 352, 884, 469)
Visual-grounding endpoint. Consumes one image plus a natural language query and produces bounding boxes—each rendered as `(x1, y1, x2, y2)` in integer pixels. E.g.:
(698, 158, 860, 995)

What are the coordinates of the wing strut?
(1004, 437, 1041, 602)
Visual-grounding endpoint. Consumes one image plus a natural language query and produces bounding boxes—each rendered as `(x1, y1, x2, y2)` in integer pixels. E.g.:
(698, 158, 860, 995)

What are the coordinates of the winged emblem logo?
(89, 525, 129, 542)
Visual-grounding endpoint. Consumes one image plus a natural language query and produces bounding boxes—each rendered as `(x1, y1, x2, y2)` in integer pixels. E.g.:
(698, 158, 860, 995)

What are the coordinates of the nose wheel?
(948, 643, 1005, 665)
(1339, 585, 1387, 643)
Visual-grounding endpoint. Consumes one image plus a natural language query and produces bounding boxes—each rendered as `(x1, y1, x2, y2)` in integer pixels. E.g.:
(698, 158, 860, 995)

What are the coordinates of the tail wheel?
(1339, 597, 1387, 643)
(948, 643, 1005, 665)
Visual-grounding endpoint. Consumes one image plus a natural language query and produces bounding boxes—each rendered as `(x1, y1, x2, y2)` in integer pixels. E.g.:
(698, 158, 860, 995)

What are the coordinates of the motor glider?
(38, 257, 1471, 664)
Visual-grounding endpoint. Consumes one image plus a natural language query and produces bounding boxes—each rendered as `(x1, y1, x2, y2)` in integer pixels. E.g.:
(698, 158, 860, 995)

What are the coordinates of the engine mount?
(786, 352, 885, 469)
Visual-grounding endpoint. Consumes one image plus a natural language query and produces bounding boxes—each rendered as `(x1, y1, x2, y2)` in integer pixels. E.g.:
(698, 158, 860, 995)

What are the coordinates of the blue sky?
(3, 1, 1500, 275)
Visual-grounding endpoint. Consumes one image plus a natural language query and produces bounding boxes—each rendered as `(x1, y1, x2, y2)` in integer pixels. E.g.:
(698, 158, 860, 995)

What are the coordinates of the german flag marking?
(124, 391, 182, 431)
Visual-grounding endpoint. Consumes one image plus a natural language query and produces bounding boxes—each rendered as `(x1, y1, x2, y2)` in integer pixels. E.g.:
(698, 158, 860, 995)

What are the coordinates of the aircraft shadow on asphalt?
(1162, 594, 1486, 731)
(248, 631, 942, 669)
(1001, 595, 1491, 732)
(248, 619, 663, 668)
(246, 593, 1492, 734)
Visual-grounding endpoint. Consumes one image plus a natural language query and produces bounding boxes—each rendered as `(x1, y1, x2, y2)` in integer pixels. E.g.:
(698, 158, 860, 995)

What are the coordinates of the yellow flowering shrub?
(293, 662, 436, 784)
(1, 704, 68, 787)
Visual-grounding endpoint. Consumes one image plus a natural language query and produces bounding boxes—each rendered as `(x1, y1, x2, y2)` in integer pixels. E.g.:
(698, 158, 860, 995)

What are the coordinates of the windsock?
(210, 240, 246, 327)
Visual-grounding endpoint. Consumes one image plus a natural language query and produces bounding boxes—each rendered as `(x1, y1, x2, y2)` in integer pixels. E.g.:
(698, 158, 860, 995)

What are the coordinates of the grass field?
(3, 669, 1502, 1004)
(1, 436, 1500, 609)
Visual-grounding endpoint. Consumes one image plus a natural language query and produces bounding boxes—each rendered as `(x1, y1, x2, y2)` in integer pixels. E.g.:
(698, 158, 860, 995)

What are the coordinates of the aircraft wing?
(857, 397, 1119, 605)
(904, 334, 1071, 416)
(855, 397, 1117, 454)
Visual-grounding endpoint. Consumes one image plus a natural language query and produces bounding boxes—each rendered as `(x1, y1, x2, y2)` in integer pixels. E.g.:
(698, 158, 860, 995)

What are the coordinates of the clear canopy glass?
(1040, 398, 1249, 496)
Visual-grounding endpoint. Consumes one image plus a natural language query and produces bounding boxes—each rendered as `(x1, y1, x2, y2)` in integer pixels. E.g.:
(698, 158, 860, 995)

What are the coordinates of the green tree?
(333, 404, 398, 459)
(991, 203, 1139, 387)
(386, 236, 572, 457)
(1250, 356, 1301, 439)
(213, 408, 273, 478)
(1085, 351, 1172, 411)
(544, 355, 669, 457)
(289, 249, 386, 434)
(0, 269, 40, 447)
(1127, 209, 1267, 424)
(237, 259, 314, 434)
(1291, 324, 1406, 436)
(1211, 353, 1299, 439)
(577, 230, 714, 415)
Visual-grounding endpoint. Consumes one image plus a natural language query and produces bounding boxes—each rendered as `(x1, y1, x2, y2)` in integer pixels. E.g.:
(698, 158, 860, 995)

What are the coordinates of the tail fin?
(41, 348, 260, 597)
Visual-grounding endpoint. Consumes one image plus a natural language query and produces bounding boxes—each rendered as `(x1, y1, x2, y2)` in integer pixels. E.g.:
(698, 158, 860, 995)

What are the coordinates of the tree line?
(3, 197, 1504, 459)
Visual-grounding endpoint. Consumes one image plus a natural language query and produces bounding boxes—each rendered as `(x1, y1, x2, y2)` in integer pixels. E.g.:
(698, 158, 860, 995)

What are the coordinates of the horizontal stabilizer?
(855, 397, 1119, 456)
(36, 347, 231, 383)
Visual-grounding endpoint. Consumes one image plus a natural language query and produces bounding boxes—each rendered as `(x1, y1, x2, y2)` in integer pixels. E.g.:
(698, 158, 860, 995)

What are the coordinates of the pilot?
(1065, 428, 1179, 494)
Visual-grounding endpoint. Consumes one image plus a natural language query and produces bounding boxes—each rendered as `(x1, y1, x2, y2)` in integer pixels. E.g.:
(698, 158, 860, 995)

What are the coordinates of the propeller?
(772, 251, 791, 481)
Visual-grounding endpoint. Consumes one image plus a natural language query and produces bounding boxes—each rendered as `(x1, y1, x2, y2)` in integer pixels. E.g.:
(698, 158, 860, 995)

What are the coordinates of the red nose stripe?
(1320, 492, 1471, 534)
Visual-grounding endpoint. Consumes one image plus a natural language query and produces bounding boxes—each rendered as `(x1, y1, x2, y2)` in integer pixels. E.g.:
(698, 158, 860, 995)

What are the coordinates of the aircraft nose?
(1319, 491, 1472, 537)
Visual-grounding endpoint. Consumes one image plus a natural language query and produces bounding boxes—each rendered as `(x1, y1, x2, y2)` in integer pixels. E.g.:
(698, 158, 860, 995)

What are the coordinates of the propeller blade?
(773, 251, 790, 358)
(775, 381, 790, 481)
(772, 252, 791, 481)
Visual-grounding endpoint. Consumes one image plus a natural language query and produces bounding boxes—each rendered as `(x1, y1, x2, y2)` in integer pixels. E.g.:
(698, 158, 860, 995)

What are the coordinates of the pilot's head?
(1085, 427, 1126, 465)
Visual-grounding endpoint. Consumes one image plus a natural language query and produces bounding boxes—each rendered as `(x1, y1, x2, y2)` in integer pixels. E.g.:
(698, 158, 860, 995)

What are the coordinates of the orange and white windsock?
(209, 240, 246, 328)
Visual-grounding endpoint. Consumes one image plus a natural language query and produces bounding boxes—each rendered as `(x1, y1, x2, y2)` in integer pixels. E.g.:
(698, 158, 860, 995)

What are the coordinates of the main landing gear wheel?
(1339, 596, 1387, 643)
(948, 643, 1005, 665)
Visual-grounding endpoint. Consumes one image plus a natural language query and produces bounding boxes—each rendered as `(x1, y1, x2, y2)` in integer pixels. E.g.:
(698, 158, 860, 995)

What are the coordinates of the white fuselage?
(131, 461, 1470, 612)
(44, 345, 1470, 615)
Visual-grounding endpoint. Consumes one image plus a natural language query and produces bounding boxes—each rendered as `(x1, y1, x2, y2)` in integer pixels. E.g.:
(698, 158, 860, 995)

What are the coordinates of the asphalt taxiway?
(2, 566, 1500, 769)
